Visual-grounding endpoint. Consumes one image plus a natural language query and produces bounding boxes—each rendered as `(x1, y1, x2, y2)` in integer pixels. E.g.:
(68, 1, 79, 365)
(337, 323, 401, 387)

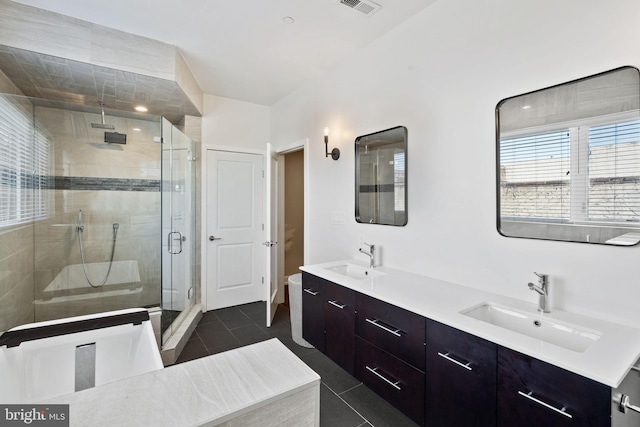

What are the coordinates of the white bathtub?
(0, 308, 163, 403)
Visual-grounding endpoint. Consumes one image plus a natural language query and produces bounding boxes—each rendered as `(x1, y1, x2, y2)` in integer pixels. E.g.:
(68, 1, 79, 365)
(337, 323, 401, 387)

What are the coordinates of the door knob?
(263, 240, 277, 247)
(209, 236, 222, 241)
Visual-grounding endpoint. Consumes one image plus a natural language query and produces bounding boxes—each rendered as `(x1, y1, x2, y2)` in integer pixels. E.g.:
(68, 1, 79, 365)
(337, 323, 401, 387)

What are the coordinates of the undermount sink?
(326, 264, 385, 280)
(461, 303, 601, 352)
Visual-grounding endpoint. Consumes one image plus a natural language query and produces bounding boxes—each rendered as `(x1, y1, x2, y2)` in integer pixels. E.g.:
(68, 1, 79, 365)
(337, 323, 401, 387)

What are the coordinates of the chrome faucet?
(528, 272, 550, 313)
(359, 243, 375, 269)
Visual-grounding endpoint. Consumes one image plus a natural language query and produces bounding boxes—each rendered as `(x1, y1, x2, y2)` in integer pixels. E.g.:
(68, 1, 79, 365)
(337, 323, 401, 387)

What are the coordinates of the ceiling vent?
(337, 0, 382, 16)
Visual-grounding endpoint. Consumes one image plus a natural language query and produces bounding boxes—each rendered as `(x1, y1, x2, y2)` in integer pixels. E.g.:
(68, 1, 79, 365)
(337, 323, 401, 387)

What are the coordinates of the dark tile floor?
(176, 302, 418, 427)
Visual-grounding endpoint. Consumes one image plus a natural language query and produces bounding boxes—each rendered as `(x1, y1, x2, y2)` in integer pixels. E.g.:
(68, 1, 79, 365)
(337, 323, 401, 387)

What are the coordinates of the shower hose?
(77, 209, 119, 288)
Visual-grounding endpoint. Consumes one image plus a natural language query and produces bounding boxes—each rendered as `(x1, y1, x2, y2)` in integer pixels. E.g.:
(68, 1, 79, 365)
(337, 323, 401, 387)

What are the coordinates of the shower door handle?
(168, 231, 183, 254)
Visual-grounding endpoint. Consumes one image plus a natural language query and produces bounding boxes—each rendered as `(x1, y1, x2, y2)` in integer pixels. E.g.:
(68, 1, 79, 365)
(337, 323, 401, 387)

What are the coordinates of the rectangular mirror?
(355, 126, 407, 226)
(496, 66, 640, 245)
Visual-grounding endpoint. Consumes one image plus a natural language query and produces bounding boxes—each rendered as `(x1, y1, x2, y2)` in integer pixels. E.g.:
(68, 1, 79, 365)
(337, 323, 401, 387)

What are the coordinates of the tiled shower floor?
(176, 302, 418, 427)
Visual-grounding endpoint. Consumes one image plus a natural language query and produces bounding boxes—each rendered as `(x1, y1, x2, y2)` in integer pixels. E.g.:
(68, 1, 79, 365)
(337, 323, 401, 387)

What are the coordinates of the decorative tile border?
(358, 184, 396, 193)
(54, 176, 160, 192)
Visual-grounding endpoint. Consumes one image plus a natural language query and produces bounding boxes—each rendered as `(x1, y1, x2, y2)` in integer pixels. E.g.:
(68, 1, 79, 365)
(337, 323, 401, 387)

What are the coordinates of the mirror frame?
(495, 66, 640, 246)
(355, 125, 408, 226)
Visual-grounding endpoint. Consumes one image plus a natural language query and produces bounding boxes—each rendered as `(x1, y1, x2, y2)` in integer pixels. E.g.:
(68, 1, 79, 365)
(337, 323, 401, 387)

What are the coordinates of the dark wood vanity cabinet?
(497, 347, 610, 427)
(426, 319, 497, 427)
(356, 337, 426, 425)
(355, 293, 426, 426)
(324, 282, 356, 375)
(301, 273, 356, 374)
(301, 272, 326, 352)
(302, 273, 616, 427)
(356, 293, 426, 371)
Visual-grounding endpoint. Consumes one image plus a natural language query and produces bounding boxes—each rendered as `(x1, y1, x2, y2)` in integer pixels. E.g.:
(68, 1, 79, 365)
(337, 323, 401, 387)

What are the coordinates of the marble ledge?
(43, 338, 320, 427)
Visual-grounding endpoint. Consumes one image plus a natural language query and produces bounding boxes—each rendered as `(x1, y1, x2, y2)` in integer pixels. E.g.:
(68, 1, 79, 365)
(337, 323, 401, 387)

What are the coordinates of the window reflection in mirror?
(496, 66, 640, 245)
(355, 126, 407, 226)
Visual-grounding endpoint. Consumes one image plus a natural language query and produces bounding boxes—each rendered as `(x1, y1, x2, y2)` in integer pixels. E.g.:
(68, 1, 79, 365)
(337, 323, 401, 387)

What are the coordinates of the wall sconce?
(324, 127, 340, 160)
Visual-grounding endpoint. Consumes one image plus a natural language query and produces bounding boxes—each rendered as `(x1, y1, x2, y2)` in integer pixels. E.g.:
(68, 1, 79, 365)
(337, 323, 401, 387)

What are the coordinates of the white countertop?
(300, 259, 640, 388)
(44, 339, 320, 426)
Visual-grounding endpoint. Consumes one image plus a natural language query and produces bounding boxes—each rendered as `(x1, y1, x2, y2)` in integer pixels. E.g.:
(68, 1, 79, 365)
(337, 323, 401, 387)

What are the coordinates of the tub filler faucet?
(359, 243, 375, 269)
(528, 272, 550, 313)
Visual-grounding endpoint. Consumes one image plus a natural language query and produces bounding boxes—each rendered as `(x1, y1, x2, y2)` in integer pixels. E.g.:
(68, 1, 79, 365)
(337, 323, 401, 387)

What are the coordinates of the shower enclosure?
(161, 118, 195, 339)
(0, 93, 195, 344)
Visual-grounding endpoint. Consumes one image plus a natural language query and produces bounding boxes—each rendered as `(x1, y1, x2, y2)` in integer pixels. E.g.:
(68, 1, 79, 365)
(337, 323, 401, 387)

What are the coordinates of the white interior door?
(265, 144, 279, 326)
(206, 150, 263, 310)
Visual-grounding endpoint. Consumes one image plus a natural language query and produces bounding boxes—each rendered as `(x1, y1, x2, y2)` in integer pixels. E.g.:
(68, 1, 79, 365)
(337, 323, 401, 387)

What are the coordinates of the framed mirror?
(496, 66, 640, 245)
(355, 126, 407, 226)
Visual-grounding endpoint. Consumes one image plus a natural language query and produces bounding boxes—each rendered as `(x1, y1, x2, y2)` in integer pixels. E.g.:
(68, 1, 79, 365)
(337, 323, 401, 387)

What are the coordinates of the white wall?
(270, 0, 640, 327)
(203, 95, 270, 150)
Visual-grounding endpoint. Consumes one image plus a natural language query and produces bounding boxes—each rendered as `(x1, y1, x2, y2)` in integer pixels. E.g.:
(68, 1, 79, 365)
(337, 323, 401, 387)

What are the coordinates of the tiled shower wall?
(32, 106, 162, 322)
(0, 72, 35, 332)
(0, 224, 35, 332)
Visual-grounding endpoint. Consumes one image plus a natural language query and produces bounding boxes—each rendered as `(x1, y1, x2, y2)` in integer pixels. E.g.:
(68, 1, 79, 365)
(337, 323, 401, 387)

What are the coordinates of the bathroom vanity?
(300, 261, 640, 427)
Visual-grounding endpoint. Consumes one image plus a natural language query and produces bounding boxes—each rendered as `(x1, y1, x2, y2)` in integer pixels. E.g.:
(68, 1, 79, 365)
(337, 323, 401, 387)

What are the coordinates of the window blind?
(394, 151, 405, 212)
(588, 119, 640, 222)
(0, 96, 50, 227)
(500, 130, 571, 221)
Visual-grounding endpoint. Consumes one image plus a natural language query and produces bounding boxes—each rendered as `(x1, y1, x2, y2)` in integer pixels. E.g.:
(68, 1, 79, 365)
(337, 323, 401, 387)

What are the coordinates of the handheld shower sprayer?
(77, 209, 84, 233)
(76, 209, 119, 288)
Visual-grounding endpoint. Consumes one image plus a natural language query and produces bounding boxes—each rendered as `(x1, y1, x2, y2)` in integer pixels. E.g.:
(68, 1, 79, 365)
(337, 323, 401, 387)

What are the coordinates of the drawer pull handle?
(365, 318, 402, 337)
(620, 394, 640, 414)
(518, 391, 573, 419)
(365, 365, 402, 391)
(303, 288, 318, 296)
(328, 300, 346, 309)
(437, 352, 472, 371)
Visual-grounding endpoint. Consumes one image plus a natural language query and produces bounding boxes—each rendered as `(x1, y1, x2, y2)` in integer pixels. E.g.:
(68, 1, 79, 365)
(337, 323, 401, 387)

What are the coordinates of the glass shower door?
(161, 118, 195, 341)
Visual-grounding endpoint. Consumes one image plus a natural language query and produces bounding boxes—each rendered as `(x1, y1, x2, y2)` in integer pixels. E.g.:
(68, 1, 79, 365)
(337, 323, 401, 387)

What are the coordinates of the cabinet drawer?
(356, 337, 425, 426)
(498, 347, 610, 427)
(426, 320, 497, 427)
(301, 272, 326, 353)
(356, 293, 425, 371)
(324, 282, 356, 375)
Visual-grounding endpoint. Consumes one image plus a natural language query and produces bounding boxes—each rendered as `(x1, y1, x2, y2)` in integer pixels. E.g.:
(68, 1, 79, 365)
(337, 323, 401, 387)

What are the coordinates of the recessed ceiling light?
(134, 105, 148, 112)
(282, 16, 294, 24)
(133, 127, 141, 132)
(522, 105, 531, 110)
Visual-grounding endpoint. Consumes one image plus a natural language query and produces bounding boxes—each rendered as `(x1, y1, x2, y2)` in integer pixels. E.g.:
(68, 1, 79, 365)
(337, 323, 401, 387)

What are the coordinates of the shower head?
(91, 122, 115, 130)
(91, 100, 115, 130)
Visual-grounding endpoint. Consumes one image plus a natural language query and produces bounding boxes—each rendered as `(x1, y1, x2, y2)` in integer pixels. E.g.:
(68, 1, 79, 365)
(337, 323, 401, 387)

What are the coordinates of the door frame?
(275, 138, 311, 267)
(200, 139, 311, 322)
(201, 144, 266, 313)
(266, 139, 310, 326)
